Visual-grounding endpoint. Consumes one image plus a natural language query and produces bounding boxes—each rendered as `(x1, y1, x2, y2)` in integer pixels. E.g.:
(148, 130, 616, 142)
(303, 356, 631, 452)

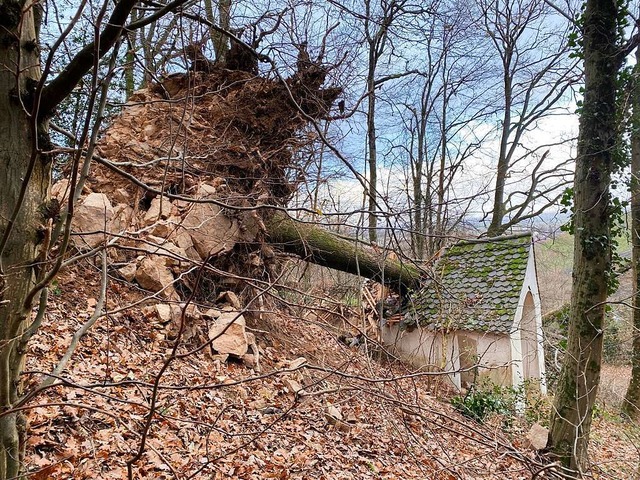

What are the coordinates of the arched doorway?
(520, 291, 540, 380)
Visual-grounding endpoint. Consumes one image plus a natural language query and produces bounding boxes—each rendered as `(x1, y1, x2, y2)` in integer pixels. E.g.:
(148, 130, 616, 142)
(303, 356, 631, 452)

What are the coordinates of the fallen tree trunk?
(265, 212, 421, 291)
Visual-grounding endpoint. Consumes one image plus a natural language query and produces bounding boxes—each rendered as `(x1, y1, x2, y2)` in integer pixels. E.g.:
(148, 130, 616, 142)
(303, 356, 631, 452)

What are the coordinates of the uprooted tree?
(72, 59, 421, 295)
(0, 3, 423, 475)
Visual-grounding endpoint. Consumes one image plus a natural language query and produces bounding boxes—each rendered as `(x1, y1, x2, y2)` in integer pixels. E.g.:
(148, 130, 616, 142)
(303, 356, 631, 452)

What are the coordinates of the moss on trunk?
(0, 1, 48, 477)
(265, 212, 421, 292)
(547, 0, 619, 472)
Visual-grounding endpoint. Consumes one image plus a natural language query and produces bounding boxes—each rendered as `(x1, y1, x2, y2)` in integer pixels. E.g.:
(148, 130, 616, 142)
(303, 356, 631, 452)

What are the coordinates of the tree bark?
(623, 47, 640, 420)
(487, 31, 512, 238)
(0, 2, 48, 477)
(265, 212, 421, 292)
(214, 0, 231, 63)
(0, 0, 174, 476)
(547, 0, 618, 472)
(366, 43, 379, 243)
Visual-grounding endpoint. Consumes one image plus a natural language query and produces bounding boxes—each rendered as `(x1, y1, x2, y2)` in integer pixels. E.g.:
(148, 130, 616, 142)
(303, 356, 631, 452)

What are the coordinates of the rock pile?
(142, 297, 260, 370)
(52, 61, 340, 365)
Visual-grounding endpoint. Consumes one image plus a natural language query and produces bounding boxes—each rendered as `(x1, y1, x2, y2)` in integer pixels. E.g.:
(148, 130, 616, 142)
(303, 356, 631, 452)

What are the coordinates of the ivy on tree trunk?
(547, 0, 619, 472)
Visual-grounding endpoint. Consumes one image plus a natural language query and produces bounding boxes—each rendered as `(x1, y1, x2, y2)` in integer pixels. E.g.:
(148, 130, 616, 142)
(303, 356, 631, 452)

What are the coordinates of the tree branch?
(39, 0, 137, 117)
(39, 0, 192, 118)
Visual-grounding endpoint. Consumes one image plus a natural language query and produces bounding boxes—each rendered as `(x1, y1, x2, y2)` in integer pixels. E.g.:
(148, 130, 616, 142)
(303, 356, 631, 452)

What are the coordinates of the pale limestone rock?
(143, 123, 157, 138)
(112, 188, 131, 205)
(179, 303, 201, 320)
(242, 353, 258, 369)
(150, 215, 181, 237)
(155, 304, 172, 323)
(325, 404, 342, 423)
(216, 291, 241, 309)
(118, 262, 138, 282)
(325, 404, 351, 432)
(180, 186, 243, 258)
(113, 204, 133, 232)
(197, 184, 217, 197)
(208, 311, 248, 357)
(203, 308, 221, 320)
(72, 192, 115, 248)
(150, 221, 172, 238)
(165, 303, 201, 341)
(135, 256, 177, 299)
(284, 378, 303, 394)
(170, 304, 183, 322)
(288, 357, 307, 370)
(525, 423, 549, 451)
(246, 332, 257, 350)
(173, 228, 201, 261)
(245, 332, 260, 371)
(144, 195, 175, 225)
(142, 236, 187, 267)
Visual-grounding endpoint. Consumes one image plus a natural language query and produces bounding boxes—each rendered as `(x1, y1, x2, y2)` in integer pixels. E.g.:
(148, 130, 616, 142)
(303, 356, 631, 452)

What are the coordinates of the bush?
(451, 380, 550, 426)
(451, 383, 514, 423)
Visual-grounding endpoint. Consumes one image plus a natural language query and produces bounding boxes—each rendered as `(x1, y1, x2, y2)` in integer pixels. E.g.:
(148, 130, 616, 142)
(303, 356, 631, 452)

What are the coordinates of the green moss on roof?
(403, 233, 533, 334)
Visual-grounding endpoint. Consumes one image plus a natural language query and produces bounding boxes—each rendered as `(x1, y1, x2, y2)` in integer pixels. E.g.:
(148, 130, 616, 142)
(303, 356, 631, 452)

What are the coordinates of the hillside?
(25, 264, 529, 479)
(22, 262, 640, 479)
(22, 61, 639, 480)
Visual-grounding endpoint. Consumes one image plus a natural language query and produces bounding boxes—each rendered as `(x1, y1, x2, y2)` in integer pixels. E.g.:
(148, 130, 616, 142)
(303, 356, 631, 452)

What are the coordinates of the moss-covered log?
(265, 212, 421, 291)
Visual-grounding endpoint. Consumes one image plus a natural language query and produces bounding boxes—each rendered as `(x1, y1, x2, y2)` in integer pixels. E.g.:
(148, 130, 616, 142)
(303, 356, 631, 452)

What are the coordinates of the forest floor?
(21, 263, 640, 479)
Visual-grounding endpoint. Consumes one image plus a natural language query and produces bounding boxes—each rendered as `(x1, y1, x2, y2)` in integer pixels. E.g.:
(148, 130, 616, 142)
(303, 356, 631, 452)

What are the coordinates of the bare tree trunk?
(623, 46, 640, 420)
(434, 67, 447, 251)
(0, 0, 145, 475)
(479, 0, 576, 237)
(413, 125, 425, 258)
(363, 0, 400, 244)
(487, 51, 512, 237)
(0, 2, 47, 477)
(547, 0, 618, 471)
(265, 212, 420, 291)
(205, 0, 231, 63)
(124, 8, 141, 99)
(366, 47, 378, 243)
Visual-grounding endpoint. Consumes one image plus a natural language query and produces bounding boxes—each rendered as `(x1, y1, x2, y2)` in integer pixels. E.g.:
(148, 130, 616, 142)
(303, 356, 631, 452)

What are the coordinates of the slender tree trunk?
(623, 47, 640, 420)
(125, 45, 136, 99)
(205, 0, 231, 63)
(435, 67, 447, 251)
(487, 54, 512, 237)
(366, 64, 378, 243)
(124, 9, 140, 99)
(412, 120, 424, 258)
(0, 2, 48, 477)
(547, 0, 618, 471)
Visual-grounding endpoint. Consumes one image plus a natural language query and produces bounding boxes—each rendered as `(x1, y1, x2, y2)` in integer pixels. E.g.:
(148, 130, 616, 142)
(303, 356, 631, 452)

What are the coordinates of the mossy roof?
(403, 233, 533, 334)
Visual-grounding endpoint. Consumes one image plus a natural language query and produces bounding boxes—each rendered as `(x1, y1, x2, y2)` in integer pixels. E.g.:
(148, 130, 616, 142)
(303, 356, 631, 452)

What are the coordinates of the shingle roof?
(403, 233, 533, 334)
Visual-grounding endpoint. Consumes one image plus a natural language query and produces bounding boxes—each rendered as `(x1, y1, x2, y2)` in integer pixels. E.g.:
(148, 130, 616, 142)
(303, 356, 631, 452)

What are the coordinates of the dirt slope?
(23, 263, 546, 480)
